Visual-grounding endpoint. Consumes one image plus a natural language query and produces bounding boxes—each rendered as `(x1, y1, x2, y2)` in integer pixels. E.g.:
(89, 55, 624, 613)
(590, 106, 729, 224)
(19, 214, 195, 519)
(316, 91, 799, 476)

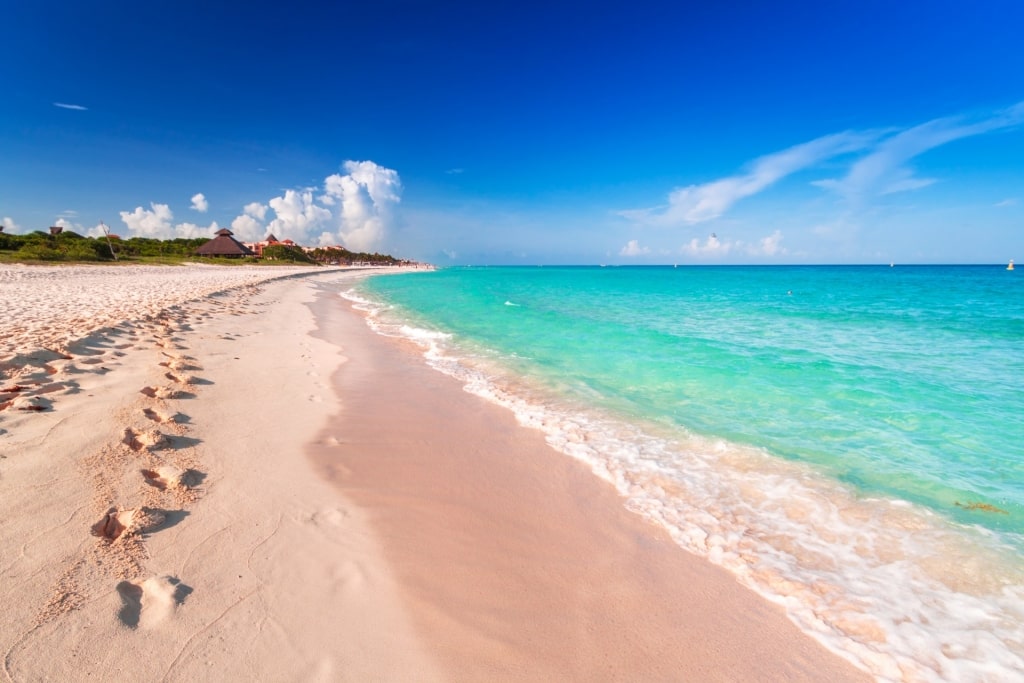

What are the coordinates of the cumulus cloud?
(115, 159, 402, 252)
(266, 189, 333, 243)
(230, 202, 270, 241)
(53, 102, 87, 111)
(120, 203, 174, 237)
(174, 221, 219, 239)
(680, 231, 786, 259)
(619, 239, 650, 256)
(2, 217, 22, 232)
(233, 161, 403, 250)
(756, 230, 785, 256)
(244, 202, 268, 220)
(681, 233, 734, 257)
(119, 202, 219, 239)
(322, 160, 402, 251)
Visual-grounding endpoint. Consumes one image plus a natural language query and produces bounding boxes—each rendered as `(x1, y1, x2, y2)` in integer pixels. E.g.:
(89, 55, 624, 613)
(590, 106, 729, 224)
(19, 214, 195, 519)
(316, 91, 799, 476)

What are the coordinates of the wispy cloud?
(53, 102, 88, 111)
(815, 102, 1024, 202)
(626, 131, 880, 226)
(995, 198, 1018, 207)
(445, 168, 465, 175)
(625, 101, 1024, 230)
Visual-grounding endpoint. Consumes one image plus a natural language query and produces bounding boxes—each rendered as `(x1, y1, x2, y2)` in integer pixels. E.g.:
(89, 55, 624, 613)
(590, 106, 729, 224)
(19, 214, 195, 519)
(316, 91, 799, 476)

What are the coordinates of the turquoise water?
(350, 265, 1024, 680)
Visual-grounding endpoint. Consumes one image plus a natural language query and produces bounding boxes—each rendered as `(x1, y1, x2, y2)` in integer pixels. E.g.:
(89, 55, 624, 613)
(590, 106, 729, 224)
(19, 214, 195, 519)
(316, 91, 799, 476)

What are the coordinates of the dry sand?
(1, 264, 437, 681)
(0, 263, 870, 681)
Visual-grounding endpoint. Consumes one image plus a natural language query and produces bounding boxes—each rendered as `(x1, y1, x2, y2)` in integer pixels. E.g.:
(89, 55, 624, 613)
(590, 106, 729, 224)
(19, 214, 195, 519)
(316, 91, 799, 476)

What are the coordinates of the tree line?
(0, 229, 403, 265)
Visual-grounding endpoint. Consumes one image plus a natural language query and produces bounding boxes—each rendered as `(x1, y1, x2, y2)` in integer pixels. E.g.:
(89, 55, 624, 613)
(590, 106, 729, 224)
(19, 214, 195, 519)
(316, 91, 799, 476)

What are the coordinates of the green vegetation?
(0, 229, 408, 266)
(261, 244, 316, 263)
(303, 246, 401, 266)
(0, 231, 211, 264)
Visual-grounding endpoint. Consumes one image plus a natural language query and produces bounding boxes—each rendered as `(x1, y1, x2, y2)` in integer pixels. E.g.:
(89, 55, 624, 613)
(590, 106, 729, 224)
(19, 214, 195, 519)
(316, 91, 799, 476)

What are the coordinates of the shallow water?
(350, 265, 1024, 681)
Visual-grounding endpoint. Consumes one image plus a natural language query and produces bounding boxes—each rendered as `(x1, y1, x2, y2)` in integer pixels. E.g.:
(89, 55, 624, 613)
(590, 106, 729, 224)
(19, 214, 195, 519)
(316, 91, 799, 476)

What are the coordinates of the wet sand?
(309, 287, 870, 681)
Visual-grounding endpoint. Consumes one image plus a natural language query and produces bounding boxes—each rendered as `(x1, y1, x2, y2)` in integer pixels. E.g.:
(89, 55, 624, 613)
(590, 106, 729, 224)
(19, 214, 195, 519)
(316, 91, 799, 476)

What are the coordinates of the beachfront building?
(195, 228, 255, 258)
(247, 233, 302, 258)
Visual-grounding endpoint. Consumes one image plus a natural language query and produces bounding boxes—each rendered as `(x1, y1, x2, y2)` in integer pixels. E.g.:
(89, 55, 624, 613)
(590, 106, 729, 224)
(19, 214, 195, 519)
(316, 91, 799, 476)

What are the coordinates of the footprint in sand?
(141, 466, 203, 491)
(122, 427, 169, 452)
(142, 407, 177, 424)
(164, 371, 195, 385)
(7, 395, 52, 412)
(116, 576, 192, 629)
(159, 358, 200, 372)
(91, 507, 167, 541)
(310, 507, 349, 527)
(140, 385, 182, 399)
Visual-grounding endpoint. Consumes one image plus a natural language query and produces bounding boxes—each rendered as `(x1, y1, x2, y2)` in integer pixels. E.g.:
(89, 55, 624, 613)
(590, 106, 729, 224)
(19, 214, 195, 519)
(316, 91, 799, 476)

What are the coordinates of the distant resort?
(0, 223, 425, 267)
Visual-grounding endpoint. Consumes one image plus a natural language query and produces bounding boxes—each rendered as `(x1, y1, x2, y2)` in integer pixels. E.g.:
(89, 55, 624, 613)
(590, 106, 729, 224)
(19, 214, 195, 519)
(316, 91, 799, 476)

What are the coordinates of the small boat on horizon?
(1009, 259, 1015, 271)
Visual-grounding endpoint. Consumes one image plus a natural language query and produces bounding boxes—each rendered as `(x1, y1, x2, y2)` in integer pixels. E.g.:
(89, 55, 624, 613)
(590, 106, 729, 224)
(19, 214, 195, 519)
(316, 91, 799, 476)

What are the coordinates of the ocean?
(346, 265, 1024, 681)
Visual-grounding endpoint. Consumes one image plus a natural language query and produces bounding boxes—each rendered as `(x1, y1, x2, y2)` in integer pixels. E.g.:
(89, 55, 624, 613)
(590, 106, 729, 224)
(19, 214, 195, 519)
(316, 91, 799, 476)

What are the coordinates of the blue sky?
(2, 1, 1022, 264)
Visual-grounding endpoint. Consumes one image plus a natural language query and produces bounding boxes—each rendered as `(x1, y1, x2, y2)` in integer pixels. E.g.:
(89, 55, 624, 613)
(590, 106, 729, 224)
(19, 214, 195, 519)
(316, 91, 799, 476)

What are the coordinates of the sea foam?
(340, 283, 1024, 682)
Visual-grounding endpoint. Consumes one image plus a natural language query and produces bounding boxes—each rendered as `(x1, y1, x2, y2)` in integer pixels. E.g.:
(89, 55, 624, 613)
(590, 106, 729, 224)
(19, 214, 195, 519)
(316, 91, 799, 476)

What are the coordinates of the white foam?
(344, 286, 1024, 682)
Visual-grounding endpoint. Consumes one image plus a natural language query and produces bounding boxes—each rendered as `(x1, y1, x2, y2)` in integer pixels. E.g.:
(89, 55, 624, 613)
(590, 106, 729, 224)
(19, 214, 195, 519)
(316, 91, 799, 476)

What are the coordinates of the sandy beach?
(0, 264, 869, 681)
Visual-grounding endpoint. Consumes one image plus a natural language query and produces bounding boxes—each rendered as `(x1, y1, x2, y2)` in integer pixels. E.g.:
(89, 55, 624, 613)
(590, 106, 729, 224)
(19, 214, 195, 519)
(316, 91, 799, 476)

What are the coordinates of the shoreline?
(310, 284, 869, 681)
(1, 265, 867, 680)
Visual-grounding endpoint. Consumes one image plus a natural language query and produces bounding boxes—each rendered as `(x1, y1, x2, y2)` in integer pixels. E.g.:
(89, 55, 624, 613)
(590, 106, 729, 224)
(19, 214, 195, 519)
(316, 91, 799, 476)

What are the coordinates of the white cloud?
(53, 102, 87, 111)
(229, 202, 271, 241)
(756, 230, 786, 256)
(221, 160, 402, 250)
(244, 202, 268, 220)
(230, 214, 264, 241)
(112, 159, 402, 252)
(995, 198, 1018, 207)
(2, 217, 22, 233)
(681, 233, 734, 257)
(120, 203, 174, 237)
(816, 102, 1024, 202)
(624, 101, 1024, 234)
(322, 160, 402, 252)
(174, 221, 219, 239)
(266, 189, 333, 243)
(680, 231, 786, 259)
(619, 239, 650, 256)
(119, 202, 219, 239)
(445, 168, 465, 175)
(56, 217, 111, 239)
(85, 222, 112, 238)
(630, 131, 879, 226)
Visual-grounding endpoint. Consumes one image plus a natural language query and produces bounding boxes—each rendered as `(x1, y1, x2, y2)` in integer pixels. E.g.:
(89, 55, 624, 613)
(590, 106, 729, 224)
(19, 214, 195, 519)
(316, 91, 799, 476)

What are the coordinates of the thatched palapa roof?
(195, 228, 255, 257)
